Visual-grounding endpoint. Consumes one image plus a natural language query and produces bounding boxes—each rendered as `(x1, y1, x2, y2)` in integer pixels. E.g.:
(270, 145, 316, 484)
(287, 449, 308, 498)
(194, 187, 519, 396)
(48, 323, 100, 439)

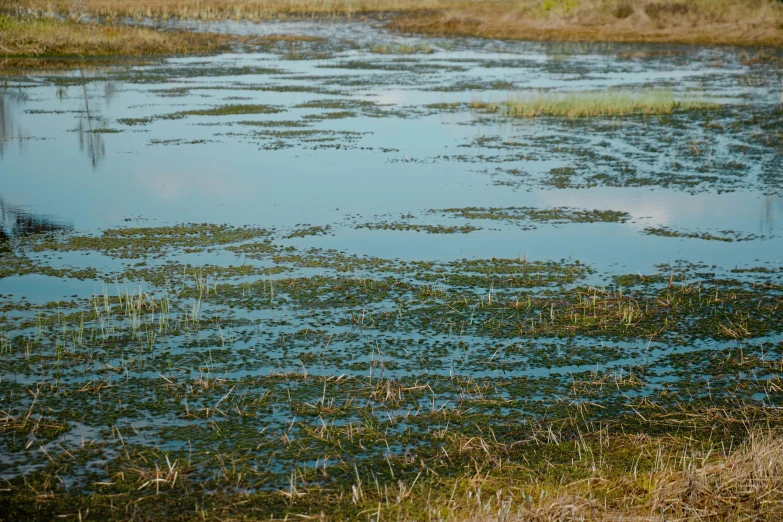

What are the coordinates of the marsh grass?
(0, 14, 230, 59)
(2, 222, 783, 519)
(5, 401, 783, 520)
(471, 90, 716, 119)
(387, 0, 783, 46)
(14, 0, 781, 46)
(417, 429, 783, 522)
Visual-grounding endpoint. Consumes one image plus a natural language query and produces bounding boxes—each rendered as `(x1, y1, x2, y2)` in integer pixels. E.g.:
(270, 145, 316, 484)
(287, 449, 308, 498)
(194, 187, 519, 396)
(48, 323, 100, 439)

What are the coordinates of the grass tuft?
(470, 90, 717, 118)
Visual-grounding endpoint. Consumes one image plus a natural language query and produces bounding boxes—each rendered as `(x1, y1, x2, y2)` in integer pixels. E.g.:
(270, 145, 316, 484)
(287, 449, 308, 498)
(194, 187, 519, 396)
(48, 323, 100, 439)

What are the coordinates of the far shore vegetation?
(0, 15, 230, 60)
(8, 0, 783, 48)
(0, 14, 231, 61)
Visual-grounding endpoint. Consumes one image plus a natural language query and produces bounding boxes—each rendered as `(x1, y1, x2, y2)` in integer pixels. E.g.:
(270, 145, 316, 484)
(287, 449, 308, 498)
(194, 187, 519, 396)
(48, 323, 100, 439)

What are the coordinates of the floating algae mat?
(1, 18, 783, 520)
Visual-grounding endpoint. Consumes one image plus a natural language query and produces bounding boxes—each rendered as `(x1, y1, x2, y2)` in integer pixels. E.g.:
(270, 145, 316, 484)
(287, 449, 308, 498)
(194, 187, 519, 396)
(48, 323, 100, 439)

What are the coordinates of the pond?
(0, 18, 782, 518)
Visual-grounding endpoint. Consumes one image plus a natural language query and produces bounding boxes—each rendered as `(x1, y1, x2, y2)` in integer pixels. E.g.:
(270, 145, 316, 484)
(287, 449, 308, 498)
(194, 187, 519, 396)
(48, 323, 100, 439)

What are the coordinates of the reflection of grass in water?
(284, 225, 331, 238)
(471, 90, 716, 118)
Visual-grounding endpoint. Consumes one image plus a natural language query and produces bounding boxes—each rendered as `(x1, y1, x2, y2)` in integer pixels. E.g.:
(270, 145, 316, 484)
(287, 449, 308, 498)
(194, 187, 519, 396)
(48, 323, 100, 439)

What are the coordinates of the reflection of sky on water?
(1, 21, 782, 278)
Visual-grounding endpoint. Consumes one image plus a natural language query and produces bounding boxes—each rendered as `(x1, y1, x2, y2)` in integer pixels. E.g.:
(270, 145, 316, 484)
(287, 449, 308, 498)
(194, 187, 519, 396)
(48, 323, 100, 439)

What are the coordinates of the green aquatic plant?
(356, 223, 481, 234)
(161, 104, 284, 119)
(643, 226, 766, 242)
(1, 219, 783, 520)
(435, 206, 631, 224)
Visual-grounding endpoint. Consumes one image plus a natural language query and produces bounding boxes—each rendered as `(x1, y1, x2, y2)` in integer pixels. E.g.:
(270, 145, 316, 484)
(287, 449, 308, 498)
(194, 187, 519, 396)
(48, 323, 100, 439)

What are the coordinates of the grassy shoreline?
(0, 14, 231, 62)
(388, 0, 783, 47)
(13, 0, 783, 47)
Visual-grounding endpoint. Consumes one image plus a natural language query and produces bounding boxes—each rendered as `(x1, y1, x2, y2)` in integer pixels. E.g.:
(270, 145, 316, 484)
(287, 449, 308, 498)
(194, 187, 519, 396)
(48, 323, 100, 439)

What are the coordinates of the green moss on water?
(644, 226, 766, 242)
(356, 222, 481, 234)
(27, 224, 272, 258)
(285, 225, 332, 239)
(294, 99, 380, 110)
(162, 103, 284, 119)
(118, 104, 283, 126)
(302, 110, 356, 120)
(435, 206, 631, 225)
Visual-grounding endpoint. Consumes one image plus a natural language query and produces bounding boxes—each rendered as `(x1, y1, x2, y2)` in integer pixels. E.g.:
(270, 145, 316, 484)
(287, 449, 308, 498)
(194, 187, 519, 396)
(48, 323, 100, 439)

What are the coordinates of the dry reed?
(14, 0, 783, 46)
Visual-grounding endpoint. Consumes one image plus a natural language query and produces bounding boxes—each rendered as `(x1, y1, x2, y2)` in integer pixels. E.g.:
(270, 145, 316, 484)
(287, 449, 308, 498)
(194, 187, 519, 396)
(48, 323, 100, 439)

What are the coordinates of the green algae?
(161, 103, 284, 119)
(118, 104, 283, 126)
(285, 225, 332, 239)
(302, 110, 356, 120)
(294, 99, 380, 110)
(644, 226, 767, 242)
(0, 253, 98, 280)
(27, 224, 272, 258)
(234, 120, 310, 128)
(426, 80, 517, 92)
(435, 206, 631, 225)
(356, 223, 481, 234)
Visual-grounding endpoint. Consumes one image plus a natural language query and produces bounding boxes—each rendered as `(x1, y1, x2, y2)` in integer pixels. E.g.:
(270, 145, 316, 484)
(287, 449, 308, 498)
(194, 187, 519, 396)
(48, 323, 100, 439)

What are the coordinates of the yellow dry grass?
(17, 0, 783, 46)
(445, 432, 783, 521)
(389, 0, 783, 47)
(0, 15, 230, 58)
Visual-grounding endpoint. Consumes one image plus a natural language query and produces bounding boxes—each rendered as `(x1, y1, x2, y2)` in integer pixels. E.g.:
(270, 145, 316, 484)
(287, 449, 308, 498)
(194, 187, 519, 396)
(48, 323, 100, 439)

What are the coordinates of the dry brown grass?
(21, 0, 446, 20)
(388, 0, 783, 47)
(408, 431, 783, 521)
(15, 0, 783, 46)
(0, 15, 231, 58)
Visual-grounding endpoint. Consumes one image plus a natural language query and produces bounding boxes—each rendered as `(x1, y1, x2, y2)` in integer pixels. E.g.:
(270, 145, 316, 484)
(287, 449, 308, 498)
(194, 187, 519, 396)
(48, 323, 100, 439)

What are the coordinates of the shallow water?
(2, 20, 782, 282)
(1, 20, 782, 496)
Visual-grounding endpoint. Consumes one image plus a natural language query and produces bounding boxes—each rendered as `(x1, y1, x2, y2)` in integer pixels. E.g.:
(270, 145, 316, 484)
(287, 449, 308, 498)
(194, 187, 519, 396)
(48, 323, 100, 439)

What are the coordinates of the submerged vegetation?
(436, 207, 631, 224)
(644, 226, 768, 242)
(0, 223, 782, 519)
(357, 222, 481, 234)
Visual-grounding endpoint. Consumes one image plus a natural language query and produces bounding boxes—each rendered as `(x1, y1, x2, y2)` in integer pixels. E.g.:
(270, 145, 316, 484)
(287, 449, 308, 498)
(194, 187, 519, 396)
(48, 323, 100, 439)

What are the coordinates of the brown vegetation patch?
(11, 0, 783, 47)
(0, 15, 231, 60)
(387, 0, 783, 47)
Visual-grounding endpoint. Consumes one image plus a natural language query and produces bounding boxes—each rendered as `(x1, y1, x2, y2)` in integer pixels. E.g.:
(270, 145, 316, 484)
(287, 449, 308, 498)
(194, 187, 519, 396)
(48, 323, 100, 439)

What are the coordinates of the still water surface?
(1, 20, 781, 290)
